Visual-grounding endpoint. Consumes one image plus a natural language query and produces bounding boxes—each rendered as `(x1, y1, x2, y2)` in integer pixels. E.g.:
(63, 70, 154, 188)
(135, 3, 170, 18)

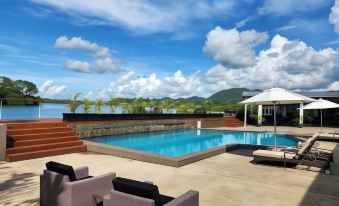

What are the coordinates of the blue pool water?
(89, 129, 299, 157)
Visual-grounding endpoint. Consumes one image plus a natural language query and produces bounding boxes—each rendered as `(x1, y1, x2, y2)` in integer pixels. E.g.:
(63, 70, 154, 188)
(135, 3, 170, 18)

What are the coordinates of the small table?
(92, 192, 107, 206)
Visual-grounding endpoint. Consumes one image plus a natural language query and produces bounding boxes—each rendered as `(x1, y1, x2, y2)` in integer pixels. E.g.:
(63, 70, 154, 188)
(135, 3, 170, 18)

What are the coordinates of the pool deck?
(1, 125, 339, 206)
(1, 140, 338, 206)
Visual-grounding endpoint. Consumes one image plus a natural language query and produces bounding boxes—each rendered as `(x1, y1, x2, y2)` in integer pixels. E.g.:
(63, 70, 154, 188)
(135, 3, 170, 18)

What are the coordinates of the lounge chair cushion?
(46, 161, 77, 182)
(113, 177, 174, 206)
(253, 150, 295, 159)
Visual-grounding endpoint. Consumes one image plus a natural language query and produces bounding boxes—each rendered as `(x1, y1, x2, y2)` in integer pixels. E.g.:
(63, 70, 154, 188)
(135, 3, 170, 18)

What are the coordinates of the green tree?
(164, 99, 174, 113)
(95, 98, 104, 114)
(67, 93, 81, 113)
(108, 97, 120, 113)
(14, 80, 38, 96)
(82, 98, 92, 113)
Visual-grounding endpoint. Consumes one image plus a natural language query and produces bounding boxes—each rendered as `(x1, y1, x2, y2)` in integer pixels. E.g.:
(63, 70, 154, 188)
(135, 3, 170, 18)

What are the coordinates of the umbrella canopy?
(240, 87, 315, 105)
(300, 98, 339, 110)
(300, 98, 339, 132)
(239, 87, 316, 149)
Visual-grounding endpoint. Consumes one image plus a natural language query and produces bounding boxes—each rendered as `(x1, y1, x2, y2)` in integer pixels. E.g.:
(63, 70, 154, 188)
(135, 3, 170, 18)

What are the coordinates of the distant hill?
(176, 96, 205, 103)
(207, 88, 249, 103)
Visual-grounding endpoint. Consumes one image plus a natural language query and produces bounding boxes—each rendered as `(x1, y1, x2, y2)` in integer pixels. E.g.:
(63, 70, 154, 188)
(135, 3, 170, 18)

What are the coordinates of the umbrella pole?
(320, 109, 323, 133)
(274, 102, 277, 149)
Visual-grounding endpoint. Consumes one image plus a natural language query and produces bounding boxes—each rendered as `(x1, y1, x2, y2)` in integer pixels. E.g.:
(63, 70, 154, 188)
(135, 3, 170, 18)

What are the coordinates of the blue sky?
(1, 0, 339, 99)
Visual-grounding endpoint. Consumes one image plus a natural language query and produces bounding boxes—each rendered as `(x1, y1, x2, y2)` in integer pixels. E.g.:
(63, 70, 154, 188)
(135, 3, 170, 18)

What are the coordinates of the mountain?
(176, 96, 205, 103)
(207, 88, 249, 103)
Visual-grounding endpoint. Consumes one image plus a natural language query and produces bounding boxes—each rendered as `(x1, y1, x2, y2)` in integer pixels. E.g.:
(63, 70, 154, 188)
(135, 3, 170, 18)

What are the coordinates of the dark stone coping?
(84, 141, 271, 167)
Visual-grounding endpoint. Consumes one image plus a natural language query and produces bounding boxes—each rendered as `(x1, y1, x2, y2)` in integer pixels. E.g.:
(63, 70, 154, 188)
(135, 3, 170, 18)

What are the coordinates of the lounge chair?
(103, 177, 199, 206)
(253, 134, 332, 174)
(319, 131, 339, 142)
(40, 161, 116, 206)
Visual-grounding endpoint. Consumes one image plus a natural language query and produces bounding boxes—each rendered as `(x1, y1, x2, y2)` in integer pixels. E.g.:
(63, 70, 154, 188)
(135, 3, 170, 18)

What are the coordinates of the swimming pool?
(88, 129, 299, 157)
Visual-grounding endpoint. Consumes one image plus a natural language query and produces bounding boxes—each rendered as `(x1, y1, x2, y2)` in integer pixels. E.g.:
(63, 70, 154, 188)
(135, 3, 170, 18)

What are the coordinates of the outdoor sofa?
(40, 161, 116, 206)
(253, 133, 333, 174)
(103, 177, 199, 206)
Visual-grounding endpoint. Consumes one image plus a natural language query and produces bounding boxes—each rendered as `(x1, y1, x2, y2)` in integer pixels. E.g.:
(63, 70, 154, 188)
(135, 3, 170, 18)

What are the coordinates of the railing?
(0, 98, 42, 120)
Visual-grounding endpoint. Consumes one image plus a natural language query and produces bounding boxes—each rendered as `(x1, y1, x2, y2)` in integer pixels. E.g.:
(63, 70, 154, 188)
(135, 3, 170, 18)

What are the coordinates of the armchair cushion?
(113, 177, 174, 206)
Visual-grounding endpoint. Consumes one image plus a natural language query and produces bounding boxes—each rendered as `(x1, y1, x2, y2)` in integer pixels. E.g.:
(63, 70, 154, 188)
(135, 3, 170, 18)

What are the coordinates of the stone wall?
(70, 119, 196, 138)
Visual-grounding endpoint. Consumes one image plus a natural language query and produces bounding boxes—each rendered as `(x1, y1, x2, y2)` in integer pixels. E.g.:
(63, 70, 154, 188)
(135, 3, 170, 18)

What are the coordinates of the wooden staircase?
(224, 116, 243, 127)
(6, 122, 86, 162)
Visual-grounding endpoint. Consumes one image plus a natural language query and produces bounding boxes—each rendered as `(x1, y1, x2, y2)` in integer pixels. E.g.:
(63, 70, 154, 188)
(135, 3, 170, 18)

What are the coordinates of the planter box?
(63, 113, 223, 122)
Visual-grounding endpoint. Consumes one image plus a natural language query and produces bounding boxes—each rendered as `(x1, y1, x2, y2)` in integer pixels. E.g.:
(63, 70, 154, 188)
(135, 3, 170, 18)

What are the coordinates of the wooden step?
(7, 127, 70, 135)
(6, 141, 84, 154)
(9, 131, 75, 141)
(6, 145, 87, 162)
(7, 122, 68, 130)
(14, 136, 79, 147)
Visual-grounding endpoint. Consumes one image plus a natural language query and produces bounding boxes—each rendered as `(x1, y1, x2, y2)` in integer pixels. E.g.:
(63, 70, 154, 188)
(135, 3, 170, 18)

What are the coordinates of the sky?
(1, 0, 339, 99)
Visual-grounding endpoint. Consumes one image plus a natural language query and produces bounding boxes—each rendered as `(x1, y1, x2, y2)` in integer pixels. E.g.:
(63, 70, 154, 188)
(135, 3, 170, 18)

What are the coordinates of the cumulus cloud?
(259, 0, 328, 16)
(328, 81, 339, 91)
(203, 33, 339, 91)
(39, 80, 67, 97)
(31, 0, 237, 34)
(55, 36, 121, 73)
(203, 27, 268, 68)
(93, 70, 202, 99)
(64, 60, 92, 73)
(330, 0, 339, 34)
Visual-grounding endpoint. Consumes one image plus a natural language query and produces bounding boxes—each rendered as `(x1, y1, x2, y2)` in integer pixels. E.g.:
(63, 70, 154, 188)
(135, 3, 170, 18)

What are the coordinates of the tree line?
(0, 76, 39, 105)
(67, 93, 244, 115)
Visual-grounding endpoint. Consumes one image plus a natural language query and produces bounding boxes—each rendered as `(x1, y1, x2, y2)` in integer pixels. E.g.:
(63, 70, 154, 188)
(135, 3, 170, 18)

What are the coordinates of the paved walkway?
(1, 146, 339, 206)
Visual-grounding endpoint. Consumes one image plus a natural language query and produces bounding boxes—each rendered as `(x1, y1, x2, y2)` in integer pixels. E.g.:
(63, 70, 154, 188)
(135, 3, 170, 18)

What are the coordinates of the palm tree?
(95, 98, 104, 114)
(67, 93, 81, 113)
(82, 98, 91, 113)
(164, 98, 173, 113)
(108, 97, 120, 113)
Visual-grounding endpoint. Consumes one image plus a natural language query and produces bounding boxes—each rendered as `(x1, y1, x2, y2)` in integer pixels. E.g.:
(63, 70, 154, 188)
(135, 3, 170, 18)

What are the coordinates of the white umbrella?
(240, 87, 316, 148)
(300, 98, 339, 132)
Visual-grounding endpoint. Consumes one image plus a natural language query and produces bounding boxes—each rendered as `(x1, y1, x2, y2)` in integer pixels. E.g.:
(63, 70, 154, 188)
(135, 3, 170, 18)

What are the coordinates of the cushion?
(113, 177, 173, 206)
(46, 161, 77, 182)
(253, 150, 295, 159)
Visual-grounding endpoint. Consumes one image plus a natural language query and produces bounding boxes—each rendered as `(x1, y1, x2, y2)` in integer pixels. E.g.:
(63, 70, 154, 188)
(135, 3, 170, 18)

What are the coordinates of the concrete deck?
(1, 142, 338, 206)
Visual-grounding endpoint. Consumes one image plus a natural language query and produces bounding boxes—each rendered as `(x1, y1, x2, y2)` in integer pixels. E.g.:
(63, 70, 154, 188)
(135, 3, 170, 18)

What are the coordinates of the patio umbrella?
(239, 87, 315, 148)
(300, 98, 339, 132)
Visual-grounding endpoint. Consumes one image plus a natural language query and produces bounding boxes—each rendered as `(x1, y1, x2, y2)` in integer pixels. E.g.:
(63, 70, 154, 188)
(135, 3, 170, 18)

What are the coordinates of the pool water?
(89, 129, 299, 157)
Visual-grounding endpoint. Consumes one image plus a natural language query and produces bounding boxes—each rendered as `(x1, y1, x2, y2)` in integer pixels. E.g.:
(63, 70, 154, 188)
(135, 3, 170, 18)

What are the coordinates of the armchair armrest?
(104, 190, 155, 206)
(74, 166, 89, 179)
(164, 190, 199, 206)
(65, 172, 116, 206)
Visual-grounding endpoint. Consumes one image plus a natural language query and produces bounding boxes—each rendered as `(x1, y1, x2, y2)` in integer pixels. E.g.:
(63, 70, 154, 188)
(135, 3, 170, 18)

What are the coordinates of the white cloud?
(55, 36, 121, 73)
(203, 33, 339, 91)
(64, 60, 92, 73)
(330, 0, 339, 34)
(259, 0, 328, 16)
(94, 70, 202, 99)
(203, 27, 268, 68)
(328, 81, 339, 91)
(55, 36, 110, 57)
(39, 80, 67, 97)
(31, 0, 237, 34)
(95, 57, 120, 73)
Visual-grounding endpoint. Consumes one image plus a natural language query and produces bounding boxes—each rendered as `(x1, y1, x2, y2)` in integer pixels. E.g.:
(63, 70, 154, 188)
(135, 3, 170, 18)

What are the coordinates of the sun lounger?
(319, 131, 339, 142)
(40, 161, 116, 206)
(253, 133, 332, 174)
(103, 177, 199, 206)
